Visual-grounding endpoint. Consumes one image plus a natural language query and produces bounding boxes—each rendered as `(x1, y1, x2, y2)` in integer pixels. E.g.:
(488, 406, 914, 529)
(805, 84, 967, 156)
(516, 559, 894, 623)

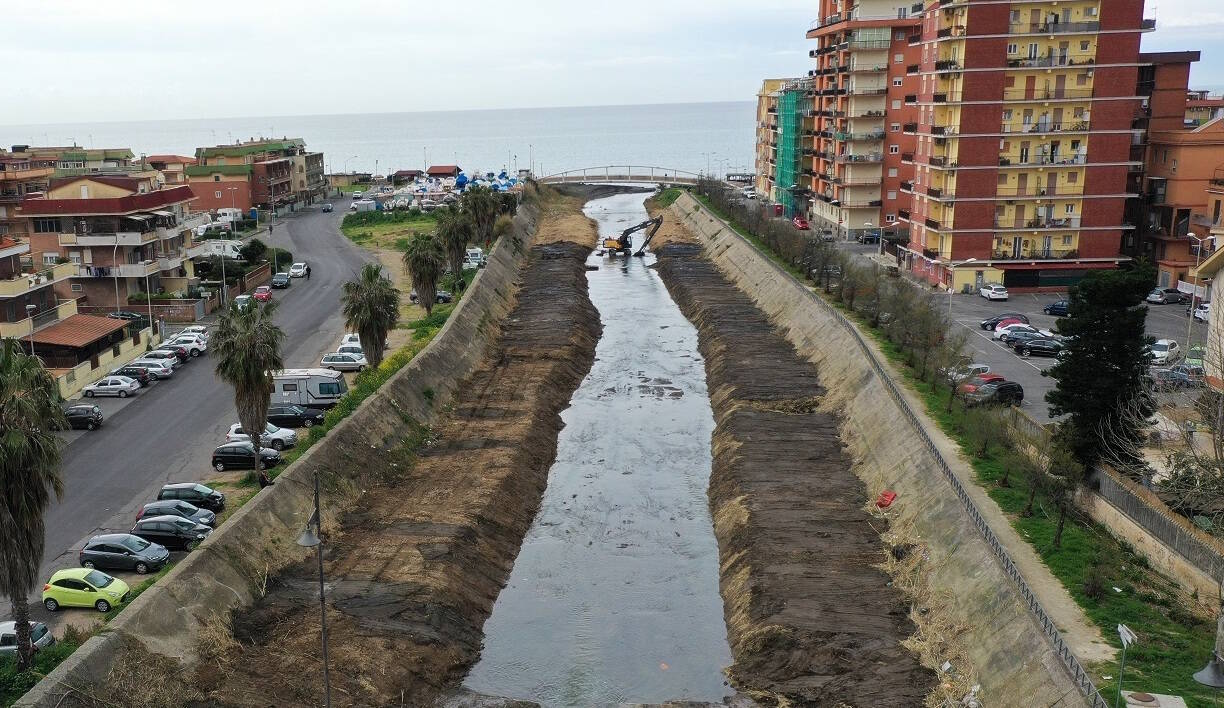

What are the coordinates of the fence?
(122, 299, 207, 323)
(692, 199, 1109, 707)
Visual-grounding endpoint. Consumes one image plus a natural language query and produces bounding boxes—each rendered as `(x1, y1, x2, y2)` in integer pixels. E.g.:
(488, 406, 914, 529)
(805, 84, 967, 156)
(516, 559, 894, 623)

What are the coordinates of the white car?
(1192, 303, 1210, 322)
(226, 422, 298, 451)
(980, 284, 1009, 301)
(83, 376, 140, 398)
(0, 621, 54, 657)
(340, 333, 361, 347)
(232, 294, 253, 311)
(321, 352, 367, 372)
(176, 325, 209, 341)
(351, 191, 363, 200)
(130, 359, 175, 379)
(1148, 339, 1182, 365)
(994, 324, 1053, 342)
(336, 344, 364, 358)
(142, 350, 184, 369)
(289, 262, 308, 278)
(166, 335, 207, 357)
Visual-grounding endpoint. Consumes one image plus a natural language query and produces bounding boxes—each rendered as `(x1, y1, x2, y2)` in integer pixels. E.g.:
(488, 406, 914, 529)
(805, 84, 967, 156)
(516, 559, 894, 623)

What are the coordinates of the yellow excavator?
(601, 216, 662, 257)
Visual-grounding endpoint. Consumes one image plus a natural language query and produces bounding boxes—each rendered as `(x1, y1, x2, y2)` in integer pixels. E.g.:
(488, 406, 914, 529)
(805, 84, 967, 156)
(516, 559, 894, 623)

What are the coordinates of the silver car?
(321, 352, 367, 372)
(0, 621, 55, 657)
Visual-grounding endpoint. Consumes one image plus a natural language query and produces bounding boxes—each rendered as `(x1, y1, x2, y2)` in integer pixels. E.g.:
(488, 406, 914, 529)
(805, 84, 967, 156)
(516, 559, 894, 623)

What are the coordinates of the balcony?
(849, 86, 888, 96)
(925, 218, 942, 229)
(848, 39, 891, 50)
(849, 62, 886, 73)
(1006, 55, 1092, 69)
(998, 154, 1086, 167)
(0, 298, 79, 340)
(1009, 20, 1100, 35)
(991, 249, 1080, 261)
(936, 26, 965, 39)
(1000, 121, 1091, 135)
(906, 64, 920, 75)
(994, 217, 1081, 230)
(934, 59, 962, 72)
(900, 180, 914, 192)
(836, 153, 883, 163)
(841, 199, 883, 208)
(1001, 87, 1097, 101)
(901, 153, 915, 162)
(834, 131, 885, 141)
(77, 261, 161, 279)
(850, 110, 885, 119)
(899, 208, 911, 220)
(902, 122, 918, 133)
(59, 231, 159, 248)
(180, 213, 212, 231)
(157, 255, 185, 272)
(0, 262, 76, 299)
(929, 156, 947, 167)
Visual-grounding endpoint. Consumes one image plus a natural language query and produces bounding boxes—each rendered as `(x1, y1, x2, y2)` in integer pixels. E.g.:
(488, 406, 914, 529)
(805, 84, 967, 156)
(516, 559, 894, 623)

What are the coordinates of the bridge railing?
(539, 165, 701, 185)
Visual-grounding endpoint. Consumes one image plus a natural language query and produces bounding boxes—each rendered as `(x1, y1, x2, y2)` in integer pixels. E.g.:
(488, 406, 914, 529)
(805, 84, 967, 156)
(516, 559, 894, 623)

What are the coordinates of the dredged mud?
(652, 243, 936, 706)
(195, 239, 600, 707)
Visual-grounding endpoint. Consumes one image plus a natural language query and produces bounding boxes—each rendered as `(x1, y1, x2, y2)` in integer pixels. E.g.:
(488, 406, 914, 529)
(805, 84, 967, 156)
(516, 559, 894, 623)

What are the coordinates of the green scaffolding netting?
(774, 87, 807, 216)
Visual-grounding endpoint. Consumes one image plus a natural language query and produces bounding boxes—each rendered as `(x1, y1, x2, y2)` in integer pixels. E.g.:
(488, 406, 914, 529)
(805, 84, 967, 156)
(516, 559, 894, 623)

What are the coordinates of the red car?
(792, 216, 810, 230)
(253, 285, 273, 303)
(957, 373, 1006, 394)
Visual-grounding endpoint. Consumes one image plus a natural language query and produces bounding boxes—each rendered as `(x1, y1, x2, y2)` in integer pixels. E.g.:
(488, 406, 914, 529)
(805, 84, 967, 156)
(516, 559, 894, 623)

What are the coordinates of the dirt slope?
(194, 237, 601, 706)
(653, 243, 936, 706)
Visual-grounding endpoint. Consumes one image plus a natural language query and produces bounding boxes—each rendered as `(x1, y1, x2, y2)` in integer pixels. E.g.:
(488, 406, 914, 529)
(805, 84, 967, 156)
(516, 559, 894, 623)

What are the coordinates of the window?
(888, 167, 898, 177)
(213, 175, 220, 182)
(1062, 235, 1073, 246)
(32, 217, 61, 233)
(893, 77, 903, 86)
(895, 31, 906, 40)
(1080, 41, 1090, 51)
(891, 122, 901, 132)
(1077, 74, 1088, 86)
(1162, 149, 1168, 164)
(71, 283, 83, 292)
(1010, 9, 1020, 22)
(887, 190, 897, 199)
(282, 383, 298, 392)
(1172, 158, 1178, 173)
(1006, 43, 1018, 54)
(891, 99, 901, 109)
(886, 214, 896, 222)
(894, 53, 903, 63)
(1002, 109, 1013, 121)
(214, 190, 222, 198)
(42, 253, 59, 265)
(1065, 204, 1074, 214)
(319, 382, 341, 396)
(1067, 172, 1078, 183)
(889, 145, 900, 154)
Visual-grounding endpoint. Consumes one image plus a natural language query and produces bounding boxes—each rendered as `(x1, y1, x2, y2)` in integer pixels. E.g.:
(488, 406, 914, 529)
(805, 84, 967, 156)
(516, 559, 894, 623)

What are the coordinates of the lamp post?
(945, 258, 978, 319)
(1186, 233, 1208, 354)
(296, 472, 331, 708)
(142, 261, 155, 342)
(112, 234, 121, 314)
(224, 187, 239, 306)
(25, 304, 36, 358)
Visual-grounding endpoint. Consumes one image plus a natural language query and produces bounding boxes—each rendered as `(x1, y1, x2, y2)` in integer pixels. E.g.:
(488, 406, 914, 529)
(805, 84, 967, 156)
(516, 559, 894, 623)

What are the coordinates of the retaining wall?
(16, 204, 542, 707)
(666, 193, 1094, 706)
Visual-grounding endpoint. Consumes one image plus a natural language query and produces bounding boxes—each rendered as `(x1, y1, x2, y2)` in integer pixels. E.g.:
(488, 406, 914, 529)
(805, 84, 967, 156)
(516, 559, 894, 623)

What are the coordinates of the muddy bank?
(554, 183, 654, 201)
(190, 239, 600, 706)
(652, 243, 935, 706)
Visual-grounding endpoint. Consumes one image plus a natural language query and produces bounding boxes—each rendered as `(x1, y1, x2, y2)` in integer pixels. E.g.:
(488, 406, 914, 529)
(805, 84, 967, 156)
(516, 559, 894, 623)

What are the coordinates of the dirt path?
(653, 243, 936, 706)
(193, 226, 601, 705)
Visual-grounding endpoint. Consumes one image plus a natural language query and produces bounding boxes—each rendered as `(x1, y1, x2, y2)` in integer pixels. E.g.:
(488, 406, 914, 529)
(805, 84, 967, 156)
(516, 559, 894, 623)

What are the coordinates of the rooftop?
(22, 314, 127, 348)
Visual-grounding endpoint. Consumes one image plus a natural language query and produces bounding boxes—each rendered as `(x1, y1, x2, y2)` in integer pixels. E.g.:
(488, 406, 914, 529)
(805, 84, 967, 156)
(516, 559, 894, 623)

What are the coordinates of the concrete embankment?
(660, 192, 1095, 706)
(15, 192, 592, 707)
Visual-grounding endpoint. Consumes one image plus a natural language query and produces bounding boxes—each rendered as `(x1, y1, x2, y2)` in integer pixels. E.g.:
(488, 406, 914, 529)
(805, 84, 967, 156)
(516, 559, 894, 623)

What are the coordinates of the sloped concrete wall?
(16, 204, 541, 708)
(666, 193, 1090, 706)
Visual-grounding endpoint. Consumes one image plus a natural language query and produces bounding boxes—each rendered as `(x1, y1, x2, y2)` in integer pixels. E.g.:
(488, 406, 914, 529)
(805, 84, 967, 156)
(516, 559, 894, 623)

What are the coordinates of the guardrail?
(686, 195, 1108, 708)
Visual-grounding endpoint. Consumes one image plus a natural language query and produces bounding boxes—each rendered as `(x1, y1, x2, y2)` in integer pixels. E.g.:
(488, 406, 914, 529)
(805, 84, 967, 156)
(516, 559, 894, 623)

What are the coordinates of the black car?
(211, 442, 282, 472)
(137, 499, 216, 527)
(158, 482, 226, 512)
(271, 272, 291, 289)
(79, 533, 170, 575)
(1043, 300, 1070, 316)
(107, 310, 150, 328)
(63, 404, 104, 430)
(130, 515, 211, 551)
(979, 313, 1030, 330)
(267, 404, 327, 429)
(1149, 368, 1186, 391)
(409, 289, 454, 304)
(1015, 338, 1064, 357)
(965, 381, 1024, 406)
(321, 203, 334, 213)
(1004, 330, 1046, 348)
(110, 365, 152, 386)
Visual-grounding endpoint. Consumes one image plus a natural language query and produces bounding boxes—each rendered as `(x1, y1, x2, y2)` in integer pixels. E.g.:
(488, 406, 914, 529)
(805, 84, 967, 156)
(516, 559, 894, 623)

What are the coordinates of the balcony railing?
(1009, 20, 1100, 35)
(849, 86, 888, 96)
(900, 180, 914, 191)
(998, 154, 1087, 167)
(849, 62, 887, 73)
(836, 153, 883, 163)
(0, 298, 80, 339)
(841, 199, 883, 208)
(77, 261, 161, 278)
(834, 131, 885, 141)
(0, 262, 76, 298)
(1006, 55, 1093, 69)
(991, 249, 1080, 261)
(59, 231, 159, 248)
(1000, 121, 1090, 134)
(994, 216, 1081, 230)
(995, 187, 1083, 198)
(1001, 87, 1097, 101)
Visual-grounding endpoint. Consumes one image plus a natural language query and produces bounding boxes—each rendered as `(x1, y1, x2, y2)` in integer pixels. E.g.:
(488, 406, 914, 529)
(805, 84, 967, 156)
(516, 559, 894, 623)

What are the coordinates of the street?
(19, 203, 370, 611)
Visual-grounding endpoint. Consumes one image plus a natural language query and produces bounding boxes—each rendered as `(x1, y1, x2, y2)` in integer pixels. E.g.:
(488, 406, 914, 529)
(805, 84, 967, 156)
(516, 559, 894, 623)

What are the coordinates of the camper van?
(198, 240, 243, 259)
(271, 369, 348, 409)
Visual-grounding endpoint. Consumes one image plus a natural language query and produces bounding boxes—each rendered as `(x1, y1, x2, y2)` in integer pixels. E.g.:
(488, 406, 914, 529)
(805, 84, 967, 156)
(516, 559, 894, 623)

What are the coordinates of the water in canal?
(463, 192, 732, 705)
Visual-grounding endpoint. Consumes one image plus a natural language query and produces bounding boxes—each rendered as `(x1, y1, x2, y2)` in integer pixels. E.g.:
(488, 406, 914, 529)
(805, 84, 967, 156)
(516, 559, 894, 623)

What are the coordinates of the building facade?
(897, 0, 1154, 292)
(754, 79, 790, 198)
(0, 150, 55, 238)
(186, 138, 325, 214)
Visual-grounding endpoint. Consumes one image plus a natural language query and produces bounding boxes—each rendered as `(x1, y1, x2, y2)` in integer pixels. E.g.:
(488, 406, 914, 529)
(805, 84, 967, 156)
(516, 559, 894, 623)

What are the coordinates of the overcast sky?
(4, 0, 1220, 126)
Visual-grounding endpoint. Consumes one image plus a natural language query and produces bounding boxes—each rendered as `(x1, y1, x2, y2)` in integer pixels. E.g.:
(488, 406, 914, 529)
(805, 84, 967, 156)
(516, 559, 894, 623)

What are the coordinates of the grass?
(341, 213, 438, 250)
(0, 634, 85, 707)
(654, 187, 684, 208)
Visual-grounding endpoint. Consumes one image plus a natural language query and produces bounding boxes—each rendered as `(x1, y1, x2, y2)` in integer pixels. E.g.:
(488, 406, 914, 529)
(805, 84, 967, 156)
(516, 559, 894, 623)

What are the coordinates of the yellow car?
(42, 568, 131, 613)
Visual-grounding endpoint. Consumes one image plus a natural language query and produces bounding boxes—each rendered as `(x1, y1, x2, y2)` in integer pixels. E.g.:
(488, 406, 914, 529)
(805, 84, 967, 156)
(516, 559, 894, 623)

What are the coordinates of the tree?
(0, 340, 66, 670)
(213, 300, 285, 477)
(341, 263, 401, 369)
(462, 186, 499, 247)
(435, 206, 474, 280)
(239, 238, 268, 263)
(403, 232, 446, 317)
(1047, 442, 1084, 548)
(1045, 264, 1156, 470)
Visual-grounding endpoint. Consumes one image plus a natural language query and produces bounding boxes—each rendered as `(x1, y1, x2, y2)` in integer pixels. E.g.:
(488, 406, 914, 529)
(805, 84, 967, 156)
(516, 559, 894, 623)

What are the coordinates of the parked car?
(1003, 330, 1048, 348)
(1186, 345, 1206, 368)
(1192, 302, 1211, 322)
(79, 533, 170, 575)
(211, 442, 282, 472)
(130, 515, 212, 551)
(166, 335, 206, 357)
(289, 262, 308, 278)
(1149, 368, 1187, 391)
(110, 365, 152, 386)
(942, 363, 991, 384)
(336, 344, 365, 358)
(979, 284, 1009, 301)
(136, 499, 216, 527)
(226, 421, 298, 450)
(1169, 363, 1207, 388)
(321, 203, 334, 213)
(41, 568, 130, 613)
(158, 482, 225, 512)
(409, 289, 453, 304)
(253, 285, 273, 302)
(106, 311, 149, 327)
(63, 404, 104, 430)
(979, 313, 1029, 330)
(340, 333, 361, 347)
(232, 294, 254, 311)
(994, 323, 1043, 341)
(321, 352, 367, 372)
(791, 215, 810, 230)
(1043, 300, 1070, 316)
(351, 191, 363, 199)
(271, 272, 292, 288)
(957, 373, 1006, 394)
(143, 349, 185, 368)
(266, 404, 327, 429)
(177, 325, 209, 341)
(1147, 287, 1188, 305)
(1148, 339, 1182, 365)
(0, 621, 54, 657)
(965, 381, 1024, 406)
(82, 376, 140, 398)
(159, 344, 192, 363)
(130, 359, 174, 379)
(1016, 338, 1064, 357)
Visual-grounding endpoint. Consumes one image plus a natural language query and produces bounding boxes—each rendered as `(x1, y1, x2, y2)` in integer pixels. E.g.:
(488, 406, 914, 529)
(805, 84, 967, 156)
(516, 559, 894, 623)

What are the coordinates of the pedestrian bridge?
(538, 166, 701, 186)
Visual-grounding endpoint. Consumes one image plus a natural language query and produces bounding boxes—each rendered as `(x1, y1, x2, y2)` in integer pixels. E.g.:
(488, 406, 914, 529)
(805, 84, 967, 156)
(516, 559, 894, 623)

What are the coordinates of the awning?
(22, 314, 128, 348)
(152, 210, 174, 217)
(125, 214, 153, 222)
(994, 261, 1121, 270)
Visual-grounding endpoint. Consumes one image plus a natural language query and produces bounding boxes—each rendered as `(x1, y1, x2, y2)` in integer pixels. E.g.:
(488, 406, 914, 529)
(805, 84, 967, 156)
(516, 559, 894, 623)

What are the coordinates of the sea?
(0, 101, 755, 180)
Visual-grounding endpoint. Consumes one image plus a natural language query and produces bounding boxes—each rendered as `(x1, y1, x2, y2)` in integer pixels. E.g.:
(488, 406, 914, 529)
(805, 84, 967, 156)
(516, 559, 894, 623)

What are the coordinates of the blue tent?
(455, 173, 469, 190)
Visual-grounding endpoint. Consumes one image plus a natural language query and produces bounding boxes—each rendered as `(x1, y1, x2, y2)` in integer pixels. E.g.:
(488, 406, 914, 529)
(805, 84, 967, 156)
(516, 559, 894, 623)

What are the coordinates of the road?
(30, 204, 370, 596)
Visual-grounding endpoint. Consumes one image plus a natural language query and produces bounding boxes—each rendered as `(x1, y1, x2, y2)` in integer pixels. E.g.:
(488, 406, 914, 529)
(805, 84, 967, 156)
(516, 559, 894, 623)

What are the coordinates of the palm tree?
(462, 186, 499, 248)
(212, 300, 285, 477)
(0, 339, 66, 670)
(435, 206, 474, 281)
(402, 232, 446, 317)
(341, 263, 401, 368)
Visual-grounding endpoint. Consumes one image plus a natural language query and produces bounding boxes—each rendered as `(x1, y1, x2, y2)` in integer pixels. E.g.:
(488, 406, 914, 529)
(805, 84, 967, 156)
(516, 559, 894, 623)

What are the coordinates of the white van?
(463, 247, 486, 270)
(199, 240, 243, 259)
(271, 368, 348, 409)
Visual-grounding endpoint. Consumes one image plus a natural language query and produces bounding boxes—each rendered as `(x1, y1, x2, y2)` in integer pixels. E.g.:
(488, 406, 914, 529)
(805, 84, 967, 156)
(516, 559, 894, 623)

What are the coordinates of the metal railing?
(687, 196, 1109, 708)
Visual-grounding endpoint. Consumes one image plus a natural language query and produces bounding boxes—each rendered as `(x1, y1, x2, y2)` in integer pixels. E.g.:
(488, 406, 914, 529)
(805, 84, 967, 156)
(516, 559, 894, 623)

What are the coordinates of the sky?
(3, 0, 1221, 126)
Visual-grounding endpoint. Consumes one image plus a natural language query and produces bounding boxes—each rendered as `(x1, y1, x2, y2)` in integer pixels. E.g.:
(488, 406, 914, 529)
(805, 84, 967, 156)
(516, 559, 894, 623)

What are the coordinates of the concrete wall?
(16, 204, 542, 707)
(666, 192, 1093, 706)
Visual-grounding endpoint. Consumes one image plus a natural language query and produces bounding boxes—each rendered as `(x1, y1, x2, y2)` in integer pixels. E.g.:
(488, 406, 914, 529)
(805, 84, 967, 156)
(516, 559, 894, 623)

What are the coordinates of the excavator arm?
(632, 216, 662, 257)
(601, 216, 664, 256)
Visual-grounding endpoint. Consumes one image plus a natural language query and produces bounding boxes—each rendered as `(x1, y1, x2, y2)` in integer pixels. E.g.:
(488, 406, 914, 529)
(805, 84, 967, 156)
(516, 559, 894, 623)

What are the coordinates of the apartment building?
(1186, 90, 1224, 128)
(806, 0, 920, 240)
(186, 138, 325, 213)
(146, 155, 196, 185)
(19, 175, 205, 310)
(0, 150, 55, 237)
(754, 78, 791, 198)
(899, 0, 1155, 292)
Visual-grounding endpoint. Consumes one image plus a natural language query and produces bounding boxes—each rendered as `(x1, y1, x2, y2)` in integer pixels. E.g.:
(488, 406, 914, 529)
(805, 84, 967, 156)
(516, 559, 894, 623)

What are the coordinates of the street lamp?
(224, 187, 240, 306)
(296, 471, 331, 708)
(945, 258, 978, 319)
(25, 304, 36, 358)
(1186, 233, 1208, 354)
(343, 155, 357, 174)
(112, 233, 121, 314)
(142, 261, 156, 342)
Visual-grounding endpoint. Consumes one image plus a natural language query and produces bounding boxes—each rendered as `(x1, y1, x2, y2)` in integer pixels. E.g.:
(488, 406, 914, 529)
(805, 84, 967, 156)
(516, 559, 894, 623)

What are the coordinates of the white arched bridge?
(538, 165, 701, 186)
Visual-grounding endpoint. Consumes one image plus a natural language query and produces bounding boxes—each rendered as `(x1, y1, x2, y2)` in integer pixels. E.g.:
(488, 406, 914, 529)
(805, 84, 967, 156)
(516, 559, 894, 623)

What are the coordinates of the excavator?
(600, 216, 662, 257)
